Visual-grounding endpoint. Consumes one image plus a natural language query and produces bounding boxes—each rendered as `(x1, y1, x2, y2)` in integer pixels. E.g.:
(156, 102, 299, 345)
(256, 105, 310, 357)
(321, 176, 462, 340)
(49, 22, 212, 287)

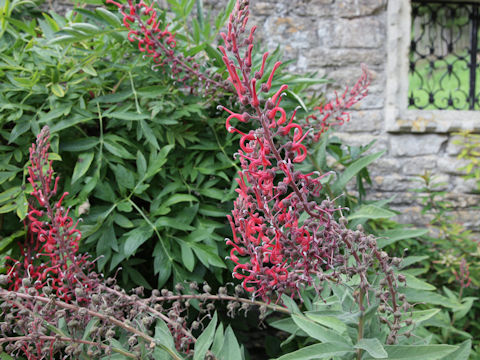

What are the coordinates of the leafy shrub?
(0, 0, 475, 359)
(0, 0, 327, 291)
(0, 0, 236, 289)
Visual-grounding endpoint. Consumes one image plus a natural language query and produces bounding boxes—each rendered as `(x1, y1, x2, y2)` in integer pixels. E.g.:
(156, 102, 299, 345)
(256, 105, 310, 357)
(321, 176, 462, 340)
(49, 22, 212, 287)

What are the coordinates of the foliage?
(0, 0, 327, 292)
(0, 0, 476, 359)
(406, 168, 479, 356)
(0, 130, 466, 360)
(455, 130, 480, 192)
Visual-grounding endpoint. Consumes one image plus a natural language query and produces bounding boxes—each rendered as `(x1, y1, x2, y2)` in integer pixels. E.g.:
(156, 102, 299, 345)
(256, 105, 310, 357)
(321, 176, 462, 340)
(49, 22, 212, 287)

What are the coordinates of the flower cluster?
(219, 0, 334, 301)
(220, 0, 402, 315)
(304, 66, 370, 142)
(5, 126, 98, 302)
(107, 0, 229, 95)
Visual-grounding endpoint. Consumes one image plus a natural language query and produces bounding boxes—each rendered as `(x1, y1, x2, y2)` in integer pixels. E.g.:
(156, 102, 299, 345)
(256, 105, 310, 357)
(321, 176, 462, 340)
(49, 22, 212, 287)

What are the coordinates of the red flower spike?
(5, 126, 99, 304)
(219, 0, 372, 303)
(111, 0, 230, 95)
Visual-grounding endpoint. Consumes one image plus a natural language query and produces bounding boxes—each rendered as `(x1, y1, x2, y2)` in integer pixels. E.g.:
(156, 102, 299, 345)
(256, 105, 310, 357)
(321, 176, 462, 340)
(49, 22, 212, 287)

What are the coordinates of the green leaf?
(60, 137, 99, 152)
(104, 140, 135, 159)
(51, 83, 65, 97)
(304, 313, 347, 334)
(399, 255, 429, 269)
(0, 186, 21, 204)
(16, 192, 28, 220)
(190, 243, 226, 268)
(106, 111, 149, 120)
(409, 309, 441, 324)
(373, 345, 458, 360)
(0, 353, 15, 360)
(8, 119, 30, 144)
(114, 213, 134, 228)
(217, 326, 242, 360)
(123, 226, 154, 257)
(124, 265, 152, 289)
(146, 145, 174, 178)
(153, 241, 172, 287)
(286, 89, 308, 111)
(332, 150, 385, 194)
(198, 187, 226, 200)
(377, 228, 429, 248)
(347, 204, 396, 220)
(193, 312, 217, 360)
(402, 273, 436, 290)
(0, 202, 16, 214)
(198, 204, 226, 217)
(180, 242, 195, 272)
(71, 152, 94, 184)
(275, 342, 353, 360)
(291, 314, 350, 344)
(0, 230, 24, 252)
(0, 171, 17, 186)
(162, 193, 198, 208)
(82, 318, 100, 340)
(82, 64, 97, 76)
(440, 340, 471, 360)
(140, 119, 160, 149)
(155, 217, 195, 231)
(269, 317, 307, 337)
(112, 164, 136, 189)
(95, 7, 121, 26)
(153, 318, 183, 360)
(136, 151, 147, 178)
(355, 338, 388, 359)
(281, 294, 301, 314)
(211, 322, 224, 356)
(398, 288, 456, 307)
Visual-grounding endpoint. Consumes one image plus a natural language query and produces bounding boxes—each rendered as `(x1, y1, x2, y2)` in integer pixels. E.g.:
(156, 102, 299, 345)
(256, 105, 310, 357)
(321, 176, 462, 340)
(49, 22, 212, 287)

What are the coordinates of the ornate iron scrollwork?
(409, 1, 480, 110)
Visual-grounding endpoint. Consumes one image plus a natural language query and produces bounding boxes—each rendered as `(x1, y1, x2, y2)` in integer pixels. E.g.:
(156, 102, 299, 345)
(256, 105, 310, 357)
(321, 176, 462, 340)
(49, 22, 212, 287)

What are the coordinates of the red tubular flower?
(110, 0, 230, 95)
(219, 1, 372, 303)
(304, 65, 370, 141)
(5, 126, 98, 303)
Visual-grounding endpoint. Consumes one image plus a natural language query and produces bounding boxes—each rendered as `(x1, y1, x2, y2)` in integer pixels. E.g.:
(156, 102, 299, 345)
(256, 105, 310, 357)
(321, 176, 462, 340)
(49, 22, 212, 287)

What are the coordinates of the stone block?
(443, 193, 480, 208)
(452, 209, 480, 228)
(392, 206, 427, 226)
(335, 132, 388, 153)
(368, 156, 401, 174)
(399, 156, 437, 176)
(289, 0, 335, 17)
(335, 0, 387, 18)
(446, 135, 464, 156)
(389, 134, 448, 157)
(372, 174, 414, 192)
(365, 190, 417, 206)
(342, 110, 383, 132)
(331, 18, 385, 48)
(453, 177, 479, 194)
(308, 48, 385, 68)
(437, 156, 469, 175)
(253, 2, 288, 15)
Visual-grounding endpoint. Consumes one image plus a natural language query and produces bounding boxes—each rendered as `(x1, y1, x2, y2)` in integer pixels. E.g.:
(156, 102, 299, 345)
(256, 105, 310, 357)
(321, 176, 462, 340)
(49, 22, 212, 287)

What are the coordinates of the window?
(386, 0, 480, 132)
(409, 1, 480, 110)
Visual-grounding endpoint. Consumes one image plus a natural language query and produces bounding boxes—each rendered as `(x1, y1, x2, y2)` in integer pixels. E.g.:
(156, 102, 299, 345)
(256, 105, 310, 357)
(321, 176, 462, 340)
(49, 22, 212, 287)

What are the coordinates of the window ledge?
(386, 0, 480, 134)
(386, 109, 480, 133)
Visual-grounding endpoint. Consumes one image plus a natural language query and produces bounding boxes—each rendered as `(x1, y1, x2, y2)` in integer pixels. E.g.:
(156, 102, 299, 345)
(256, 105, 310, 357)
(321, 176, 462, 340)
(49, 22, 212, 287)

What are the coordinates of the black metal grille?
(409, 0, 480, 110)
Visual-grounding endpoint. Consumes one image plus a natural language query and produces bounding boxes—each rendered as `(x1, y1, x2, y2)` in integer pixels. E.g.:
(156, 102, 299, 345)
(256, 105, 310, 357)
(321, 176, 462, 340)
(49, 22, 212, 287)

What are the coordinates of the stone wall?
(48, 0, 480, 227)
(241, 0, 480, 228)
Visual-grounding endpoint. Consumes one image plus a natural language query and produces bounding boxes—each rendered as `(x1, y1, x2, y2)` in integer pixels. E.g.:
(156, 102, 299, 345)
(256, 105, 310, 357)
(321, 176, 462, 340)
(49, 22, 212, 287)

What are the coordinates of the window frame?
(386, 0, 480, 133)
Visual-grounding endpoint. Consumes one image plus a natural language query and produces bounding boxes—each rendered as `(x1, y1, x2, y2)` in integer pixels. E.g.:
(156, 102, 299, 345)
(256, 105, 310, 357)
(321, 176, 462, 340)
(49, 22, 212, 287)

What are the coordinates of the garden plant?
(0, 0, 476, 359)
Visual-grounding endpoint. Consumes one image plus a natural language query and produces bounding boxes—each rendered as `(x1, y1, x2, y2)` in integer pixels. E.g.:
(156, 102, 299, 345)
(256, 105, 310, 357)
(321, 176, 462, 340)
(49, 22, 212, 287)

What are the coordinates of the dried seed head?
(0, 275, 10, 285)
